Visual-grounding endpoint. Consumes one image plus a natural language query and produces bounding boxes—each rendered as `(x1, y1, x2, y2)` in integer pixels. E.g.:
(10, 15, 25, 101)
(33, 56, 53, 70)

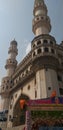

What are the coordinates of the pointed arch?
(13, 93, 30, 127)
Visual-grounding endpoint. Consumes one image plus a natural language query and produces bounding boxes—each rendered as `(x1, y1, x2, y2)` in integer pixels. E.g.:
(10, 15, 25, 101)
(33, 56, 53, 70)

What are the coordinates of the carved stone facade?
(0, 0, 63, 129)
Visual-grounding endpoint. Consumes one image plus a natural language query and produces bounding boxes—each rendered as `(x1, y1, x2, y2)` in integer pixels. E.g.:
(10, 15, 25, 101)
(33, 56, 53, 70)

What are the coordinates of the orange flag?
(20, 99, 26, 109)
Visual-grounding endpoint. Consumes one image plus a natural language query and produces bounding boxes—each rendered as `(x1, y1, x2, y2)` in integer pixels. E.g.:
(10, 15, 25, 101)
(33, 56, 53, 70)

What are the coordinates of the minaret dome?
(32, 0, 51, 36)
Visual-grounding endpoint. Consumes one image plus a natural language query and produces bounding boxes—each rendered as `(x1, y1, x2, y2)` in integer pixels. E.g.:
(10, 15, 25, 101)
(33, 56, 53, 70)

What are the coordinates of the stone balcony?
(5, 59, 17, 69)
(8, 46, 18, 55)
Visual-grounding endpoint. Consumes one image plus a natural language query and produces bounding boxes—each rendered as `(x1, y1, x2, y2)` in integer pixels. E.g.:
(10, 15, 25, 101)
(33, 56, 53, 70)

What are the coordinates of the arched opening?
(43, 40, 48, 44)
(33, 44, 35, 48)
(51, 48, 55, 54)
(37, 48, 41, 54)
(13, 94, 29, 127)
(44, 47, 49, 52)
(50, 41, 53, 45)
(33, 52, 36, 57)
(37, 17, 39, 21)
(37, 41, 41, 45)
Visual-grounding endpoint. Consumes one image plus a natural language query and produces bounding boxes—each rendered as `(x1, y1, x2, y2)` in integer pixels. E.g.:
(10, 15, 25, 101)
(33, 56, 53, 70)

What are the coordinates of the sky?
(0, 0, 63, 82)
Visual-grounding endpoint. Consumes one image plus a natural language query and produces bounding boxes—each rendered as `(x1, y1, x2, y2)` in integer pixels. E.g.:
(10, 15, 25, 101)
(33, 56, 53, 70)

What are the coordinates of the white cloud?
(26, 43, 31, 54)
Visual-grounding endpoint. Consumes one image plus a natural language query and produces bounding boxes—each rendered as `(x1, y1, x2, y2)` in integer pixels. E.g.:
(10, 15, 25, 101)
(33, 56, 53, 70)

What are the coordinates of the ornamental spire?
(32, 0, 51, 36)
(34, 0, 44, 5)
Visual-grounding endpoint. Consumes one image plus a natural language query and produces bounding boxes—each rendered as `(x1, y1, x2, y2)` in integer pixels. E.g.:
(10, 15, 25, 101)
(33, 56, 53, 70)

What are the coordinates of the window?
(59, 88, 63, 95)
(44, 47, 49, 52)
(61, 62, 63, 66)
(10, 86, 12, 89)
(37, 17, 39, 20)
(35, 90, 37, 98)
(10, 80, 13, 84)
(37, 48, 41, 54)
(51, 49, 55, 54)
(41, 17, 44, 20)
(48, 87, 51, 90)
(9, 115, 12, 121)
(26, 69, 28, 74)
(33, 52, 36, 57)
(28, 85, 30, 90)
(35, 78, 36, 85)
(7, 80, 9, 83)
(37, 41, 41, 45)
(57, 75, 62, 82)
(22, 73, 24, 77)
(10, 105, 12, 109)
(43, 40, 48, 44)
(9, 115, 11, 119)
(2, 87, 4, 90)
(50, 41, 53, 45)
(33, 44, 35, 48)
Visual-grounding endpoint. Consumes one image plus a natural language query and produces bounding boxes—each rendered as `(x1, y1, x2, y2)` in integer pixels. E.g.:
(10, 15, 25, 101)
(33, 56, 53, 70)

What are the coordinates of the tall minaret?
(32, 0, 59, 99)
(5, 40, 18, 77)
(0, 40, 18, 111)
(32, 0, 51, 36)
